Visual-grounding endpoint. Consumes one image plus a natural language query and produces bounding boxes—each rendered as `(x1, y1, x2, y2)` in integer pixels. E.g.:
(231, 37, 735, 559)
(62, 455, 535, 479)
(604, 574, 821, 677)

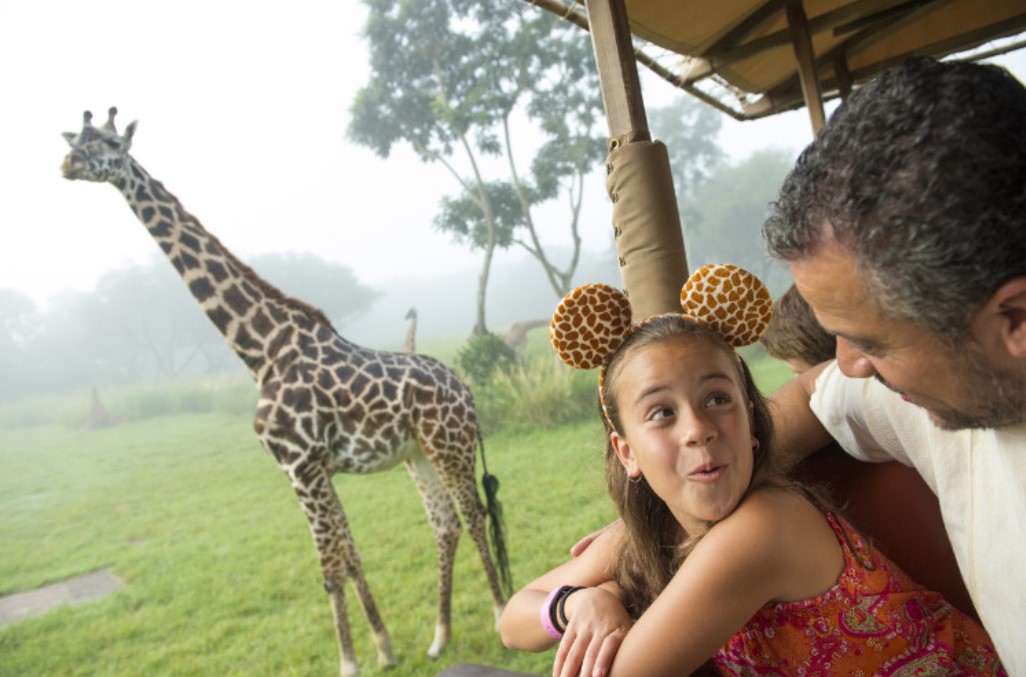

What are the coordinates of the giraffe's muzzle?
(60, 153, 84, 180)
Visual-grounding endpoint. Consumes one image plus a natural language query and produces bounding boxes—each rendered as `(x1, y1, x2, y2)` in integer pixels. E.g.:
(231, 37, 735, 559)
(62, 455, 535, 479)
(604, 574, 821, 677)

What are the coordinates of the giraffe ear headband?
(549, 264, 773, 431)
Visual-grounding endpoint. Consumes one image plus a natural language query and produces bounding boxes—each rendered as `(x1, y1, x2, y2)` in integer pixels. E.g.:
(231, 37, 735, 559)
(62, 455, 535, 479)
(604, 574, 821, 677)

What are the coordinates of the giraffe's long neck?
(113, 157, 336, 384)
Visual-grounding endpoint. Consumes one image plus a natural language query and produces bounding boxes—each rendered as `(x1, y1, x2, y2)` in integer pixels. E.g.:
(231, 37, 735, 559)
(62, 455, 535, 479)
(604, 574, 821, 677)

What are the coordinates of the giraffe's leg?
(435, 448, 508, 625)
(404, 453, 461, 659)
(289, 464, 397, 675)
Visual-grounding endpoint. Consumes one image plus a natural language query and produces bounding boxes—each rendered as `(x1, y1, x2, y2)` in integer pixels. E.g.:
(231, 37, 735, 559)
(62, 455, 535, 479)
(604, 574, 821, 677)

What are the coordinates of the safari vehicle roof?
(527, 0, 1026, 132)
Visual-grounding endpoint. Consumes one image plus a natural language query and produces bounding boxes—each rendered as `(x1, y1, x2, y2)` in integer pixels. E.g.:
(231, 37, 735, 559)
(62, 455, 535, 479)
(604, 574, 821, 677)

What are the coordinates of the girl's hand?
(552, 587, 633, 677)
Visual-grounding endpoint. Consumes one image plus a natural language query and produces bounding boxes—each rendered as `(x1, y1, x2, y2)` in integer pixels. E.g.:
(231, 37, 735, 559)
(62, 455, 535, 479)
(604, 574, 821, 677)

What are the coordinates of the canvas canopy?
(531, 0, 1026, 128)
(526, 0, 1026, 316)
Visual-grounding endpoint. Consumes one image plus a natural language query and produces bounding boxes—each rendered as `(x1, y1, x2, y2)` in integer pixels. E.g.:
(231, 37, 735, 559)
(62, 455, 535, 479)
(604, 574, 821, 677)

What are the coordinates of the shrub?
(474, 353, 597, 435)
(455, 331, 517, 386)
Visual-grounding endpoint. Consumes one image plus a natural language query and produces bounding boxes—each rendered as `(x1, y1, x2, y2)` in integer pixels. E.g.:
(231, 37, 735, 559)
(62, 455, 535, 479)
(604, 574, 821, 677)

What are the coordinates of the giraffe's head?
(61, 107, 137, 183)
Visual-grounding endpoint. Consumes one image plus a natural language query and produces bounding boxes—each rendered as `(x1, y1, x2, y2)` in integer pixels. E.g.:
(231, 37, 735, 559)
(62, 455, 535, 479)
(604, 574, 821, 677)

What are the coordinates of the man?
(765, 56, 1026, 674)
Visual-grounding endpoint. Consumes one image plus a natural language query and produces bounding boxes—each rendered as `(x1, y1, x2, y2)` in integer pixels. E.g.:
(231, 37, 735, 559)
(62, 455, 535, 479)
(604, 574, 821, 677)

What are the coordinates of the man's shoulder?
(810, 362, 912, 424)
(809, 362, 930, 464)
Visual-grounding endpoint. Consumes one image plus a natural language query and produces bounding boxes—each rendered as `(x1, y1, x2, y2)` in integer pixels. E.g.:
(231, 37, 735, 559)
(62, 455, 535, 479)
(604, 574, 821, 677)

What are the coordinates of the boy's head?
(760, 284, 835, 374)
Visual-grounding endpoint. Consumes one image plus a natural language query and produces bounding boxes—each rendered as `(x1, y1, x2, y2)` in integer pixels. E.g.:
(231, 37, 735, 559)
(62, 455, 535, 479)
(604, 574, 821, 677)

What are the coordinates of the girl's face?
(609, 337, 757, 534)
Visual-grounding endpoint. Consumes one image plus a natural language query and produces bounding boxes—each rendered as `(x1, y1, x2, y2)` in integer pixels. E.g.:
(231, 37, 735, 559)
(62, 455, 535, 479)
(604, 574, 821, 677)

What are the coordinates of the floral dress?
(712, 510, 1005, 676)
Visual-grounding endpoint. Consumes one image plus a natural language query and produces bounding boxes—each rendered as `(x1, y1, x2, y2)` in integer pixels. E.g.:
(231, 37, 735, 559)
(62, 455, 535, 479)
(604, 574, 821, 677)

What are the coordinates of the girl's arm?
(593, 490, 841, 677)
(501, 522, 638, 677)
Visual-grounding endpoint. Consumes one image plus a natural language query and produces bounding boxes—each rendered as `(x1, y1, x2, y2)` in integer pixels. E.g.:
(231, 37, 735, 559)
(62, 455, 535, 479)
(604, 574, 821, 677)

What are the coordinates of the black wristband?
(555, 585, 587, 630)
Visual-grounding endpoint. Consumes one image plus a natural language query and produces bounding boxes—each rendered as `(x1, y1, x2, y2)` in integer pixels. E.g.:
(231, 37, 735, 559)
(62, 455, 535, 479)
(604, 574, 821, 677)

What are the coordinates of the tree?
(648, 95, 727, 229)
(688, 149, 795, 293)
(0, 253, 381, 399)
(0, 289, 38, 399)
(349, 0, 605, 334)
(91, 262, 221, 380)
(248, 252, 380, 332)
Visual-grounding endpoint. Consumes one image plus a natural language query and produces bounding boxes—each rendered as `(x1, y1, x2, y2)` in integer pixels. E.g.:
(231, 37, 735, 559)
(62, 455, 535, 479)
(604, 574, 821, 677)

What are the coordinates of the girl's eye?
(706, 393, 732, 407)
(650, 406, 674, 421)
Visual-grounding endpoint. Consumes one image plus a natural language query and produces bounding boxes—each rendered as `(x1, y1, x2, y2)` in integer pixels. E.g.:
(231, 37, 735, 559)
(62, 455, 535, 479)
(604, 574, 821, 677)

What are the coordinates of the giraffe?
(502, 318, 548, 355)
(61, 108, 511, 677)
(402, 307, 417, 354)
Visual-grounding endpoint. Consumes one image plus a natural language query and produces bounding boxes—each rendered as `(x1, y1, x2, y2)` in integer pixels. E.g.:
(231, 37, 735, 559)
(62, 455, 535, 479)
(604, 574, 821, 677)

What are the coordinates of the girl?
(498, 264, 1004, 677)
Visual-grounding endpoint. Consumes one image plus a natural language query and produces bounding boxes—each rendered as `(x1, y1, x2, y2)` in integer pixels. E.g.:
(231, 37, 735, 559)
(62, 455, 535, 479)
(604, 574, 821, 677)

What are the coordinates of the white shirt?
(811, 362, 1026, 676)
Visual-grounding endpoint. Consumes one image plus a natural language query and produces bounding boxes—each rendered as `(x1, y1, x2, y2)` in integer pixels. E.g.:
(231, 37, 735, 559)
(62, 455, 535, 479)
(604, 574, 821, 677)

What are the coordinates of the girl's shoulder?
(695, 483, 844, 601)
(719, 481, 821, 536)
(691, 485, 808, 559)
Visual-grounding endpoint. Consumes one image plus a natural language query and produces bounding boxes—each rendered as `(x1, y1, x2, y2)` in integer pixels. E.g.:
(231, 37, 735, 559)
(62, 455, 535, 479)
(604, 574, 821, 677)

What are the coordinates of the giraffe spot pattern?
(550, 283, 632, 370)
(189, 277, 216, 302)
(681, 263, 772, 348)
(207, 259, 229, 283)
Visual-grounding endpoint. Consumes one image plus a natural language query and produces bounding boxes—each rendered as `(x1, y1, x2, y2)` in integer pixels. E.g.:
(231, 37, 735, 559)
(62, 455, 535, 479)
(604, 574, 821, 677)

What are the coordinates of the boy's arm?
(569, 518, 623, 557)
(768, 362, 833, 472)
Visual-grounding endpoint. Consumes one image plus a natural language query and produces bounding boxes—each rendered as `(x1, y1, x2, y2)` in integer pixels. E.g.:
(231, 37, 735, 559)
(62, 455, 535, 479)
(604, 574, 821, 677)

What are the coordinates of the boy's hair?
(760, 284, 835, 367)
(601, 314, 777, 616)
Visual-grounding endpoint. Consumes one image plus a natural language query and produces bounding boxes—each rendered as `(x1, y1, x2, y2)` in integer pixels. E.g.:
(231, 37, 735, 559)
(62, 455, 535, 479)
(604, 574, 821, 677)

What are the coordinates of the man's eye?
(859, 344, 886, 357)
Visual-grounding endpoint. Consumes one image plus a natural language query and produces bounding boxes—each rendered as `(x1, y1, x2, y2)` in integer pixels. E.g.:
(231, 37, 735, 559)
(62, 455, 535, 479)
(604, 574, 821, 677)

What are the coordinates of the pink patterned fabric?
(712, 511, 1005, 676)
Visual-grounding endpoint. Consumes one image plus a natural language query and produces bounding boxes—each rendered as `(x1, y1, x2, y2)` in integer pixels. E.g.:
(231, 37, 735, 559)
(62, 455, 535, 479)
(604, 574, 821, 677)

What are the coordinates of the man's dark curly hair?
(763, 56, 1026, 342)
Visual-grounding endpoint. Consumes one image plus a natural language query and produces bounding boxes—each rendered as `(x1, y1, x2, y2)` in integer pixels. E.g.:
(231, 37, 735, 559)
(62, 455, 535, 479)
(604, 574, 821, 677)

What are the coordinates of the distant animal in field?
(402, 307, 418, 354)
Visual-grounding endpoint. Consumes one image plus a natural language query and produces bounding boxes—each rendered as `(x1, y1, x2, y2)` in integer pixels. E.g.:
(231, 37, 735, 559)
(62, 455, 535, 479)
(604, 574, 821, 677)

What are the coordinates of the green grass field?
(0, 412, 619, 676)
(0, 348, 793, 676)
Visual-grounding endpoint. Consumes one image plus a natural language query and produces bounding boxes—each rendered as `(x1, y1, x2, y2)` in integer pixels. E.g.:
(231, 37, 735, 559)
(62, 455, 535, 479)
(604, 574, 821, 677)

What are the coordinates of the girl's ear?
(610, 431, 639, 477)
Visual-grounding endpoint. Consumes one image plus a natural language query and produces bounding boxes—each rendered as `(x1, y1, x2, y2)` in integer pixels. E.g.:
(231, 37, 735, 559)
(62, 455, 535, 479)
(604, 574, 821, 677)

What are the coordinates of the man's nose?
(835, 337, 876, 378)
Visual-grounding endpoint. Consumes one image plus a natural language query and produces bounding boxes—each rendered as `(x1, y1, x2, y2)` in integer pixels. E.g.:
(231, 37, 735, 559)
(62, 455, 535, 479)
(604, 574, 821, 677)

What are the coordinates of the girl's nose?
(682, 410, 716, 447)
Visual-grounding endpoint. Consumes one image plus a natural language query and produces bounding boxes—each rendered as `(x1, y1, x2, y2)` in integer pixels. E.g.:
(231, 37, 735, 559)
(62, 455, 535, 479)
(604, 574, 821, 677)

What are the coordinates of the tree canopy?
(349, 0, 606, 333)
(0, 254, 377, 400)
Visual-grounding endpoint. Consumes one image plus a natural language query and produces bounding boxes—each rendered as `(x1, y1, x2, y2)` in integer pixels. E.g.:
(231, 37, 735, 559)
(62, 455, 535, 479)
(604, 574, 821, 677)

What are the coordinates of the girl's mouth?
(689, 464, 726, 482)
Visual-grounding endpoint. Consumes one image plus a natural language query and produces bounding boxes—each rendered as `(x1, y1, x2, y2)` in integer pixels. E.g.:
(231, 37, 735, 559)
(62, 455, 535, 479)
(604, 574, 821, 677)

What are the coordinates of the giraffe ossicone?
(61, 107, 511, 677)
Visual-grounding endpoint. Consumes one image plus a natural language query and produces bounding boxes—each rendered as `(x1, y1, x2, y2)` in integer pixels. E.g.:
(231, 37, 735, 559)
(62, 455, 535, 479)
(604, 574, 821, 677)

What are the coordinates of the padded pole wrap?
(606, 135, 688, 321)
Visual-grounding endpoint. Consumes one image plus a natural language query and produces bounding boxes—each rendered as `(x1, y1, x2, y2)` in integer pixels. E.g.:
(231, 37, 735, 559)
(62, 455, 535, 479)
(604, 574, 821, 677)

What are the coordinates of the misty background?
(1, 1, 1023, 401)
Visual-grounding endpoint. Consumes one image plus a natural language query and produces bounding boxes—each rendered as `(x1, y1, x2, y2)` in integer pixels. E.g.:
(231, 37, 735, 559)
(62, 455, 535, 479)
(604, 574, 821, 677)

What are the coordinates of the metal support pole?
(786, 0, 826, 134)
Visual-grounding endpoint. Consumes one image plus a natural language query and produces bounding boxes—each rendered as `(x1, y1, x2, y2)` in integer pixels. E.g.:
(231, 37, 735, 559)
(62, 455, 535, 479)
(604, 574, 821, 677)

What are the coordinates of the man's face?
(790, 237, 1026, 430)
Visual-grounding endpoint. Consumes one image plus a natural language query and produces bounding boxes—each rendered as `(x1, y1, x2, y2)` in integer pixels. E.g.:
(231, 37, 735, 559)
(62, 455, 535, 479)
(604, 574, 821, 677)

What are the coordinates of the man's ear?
(977, 277, 1026, 359)
(610, 431, 639, 478)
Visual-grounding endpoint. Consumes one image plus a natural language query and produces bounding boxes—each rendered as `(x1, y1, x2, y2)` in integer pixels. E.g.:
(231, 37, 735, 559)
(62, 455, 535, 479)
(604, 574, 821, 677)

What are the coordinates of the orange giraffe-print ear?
(681, 264, 773, 348)
(550, 283, 633, 370)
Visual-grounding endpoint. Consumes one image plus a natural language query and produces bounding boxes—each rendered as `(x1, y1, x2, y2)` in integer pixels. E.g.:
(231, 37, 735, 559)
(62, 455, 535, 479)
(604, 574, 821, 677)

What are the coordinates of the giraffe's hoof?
(427, 638, 448, 659)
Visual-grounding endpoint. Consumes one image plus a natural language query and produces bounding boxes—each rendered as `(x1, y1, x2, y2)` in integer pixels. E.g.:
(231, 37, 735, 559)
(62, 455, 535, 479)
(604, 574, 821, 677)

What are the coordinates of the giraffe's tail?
(478, 431, 513, 598)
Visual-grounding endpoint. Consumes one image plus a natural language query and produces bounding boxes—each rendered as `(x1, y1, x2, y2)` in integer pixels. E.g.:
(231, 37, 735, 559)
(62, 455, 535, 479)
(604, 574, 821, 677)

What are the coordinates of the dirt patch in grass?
(0, 569, 123, 629)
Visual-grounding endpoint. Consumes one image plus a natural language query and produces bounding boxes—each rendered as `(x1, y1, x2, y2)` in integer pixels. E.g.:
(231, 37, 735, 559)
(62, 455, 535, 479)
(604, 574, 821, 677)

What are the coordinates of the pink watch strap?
(540, 586, 567, 639)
